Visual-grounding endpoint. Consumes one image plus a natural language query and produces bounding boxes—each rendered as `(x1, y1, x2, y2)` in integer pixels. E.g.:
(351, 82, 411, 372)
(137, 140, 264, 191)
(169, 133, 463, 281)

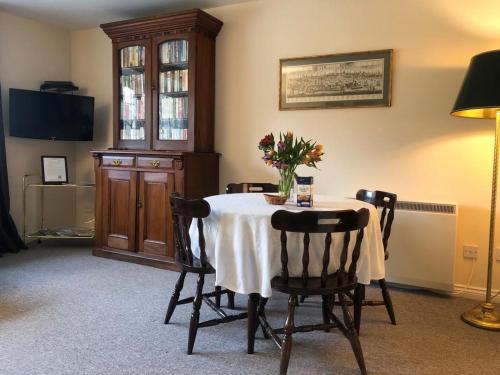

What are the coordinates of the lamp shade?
(451, 50, 500, 119)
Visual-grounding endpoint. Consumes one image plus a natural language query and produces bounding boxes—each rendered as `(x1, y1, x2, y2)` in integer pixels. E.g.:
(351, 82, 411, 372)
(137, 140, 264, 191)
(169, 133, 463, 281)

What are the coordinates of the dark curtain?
(0, 84, 26, 254)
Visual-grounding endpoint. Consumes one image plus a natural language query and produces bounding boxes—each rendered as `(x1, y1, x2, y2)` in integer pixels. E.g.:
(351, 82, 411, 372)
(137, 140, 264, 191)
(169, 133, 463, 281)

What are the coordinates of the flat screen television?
(9, 88, 94, 141)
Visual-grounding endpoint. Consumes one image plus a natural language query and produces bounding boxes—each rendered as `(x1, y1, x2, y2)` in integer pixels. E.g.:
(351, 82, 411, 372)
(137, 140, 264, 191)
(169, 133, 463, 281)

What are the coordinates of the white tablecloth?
(190, 193, 385, 298)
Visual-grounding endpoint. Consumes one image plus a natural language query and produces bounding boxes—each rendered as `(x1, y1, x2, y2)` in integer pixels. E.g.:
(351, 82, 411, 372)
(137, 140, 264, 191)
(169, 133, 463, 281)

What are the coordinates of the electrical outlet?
(463, 245, 478, 259)
(495, 247, 500, 261)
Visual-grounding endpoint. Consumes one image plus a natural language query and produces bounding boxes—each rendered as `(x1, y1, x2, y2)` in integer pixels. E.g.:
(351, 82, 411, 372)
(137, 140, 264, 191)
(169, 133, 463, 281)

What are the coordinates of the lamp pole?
(461, 111, 500, 330)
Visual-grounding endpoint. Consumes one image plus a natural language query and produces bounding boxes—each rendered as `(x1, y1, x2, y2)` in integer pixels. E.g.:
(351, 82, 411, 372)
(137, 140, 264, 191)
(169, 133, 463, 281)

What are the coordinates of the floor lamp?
(451, 50, 500, 330)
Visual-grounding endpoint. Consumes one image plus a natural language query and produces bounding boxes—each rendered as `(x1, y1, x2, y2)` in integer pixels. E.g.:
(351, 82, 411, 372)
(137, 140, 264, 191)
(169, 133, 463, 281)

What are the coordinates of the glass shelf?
(25, 183, 95, 188)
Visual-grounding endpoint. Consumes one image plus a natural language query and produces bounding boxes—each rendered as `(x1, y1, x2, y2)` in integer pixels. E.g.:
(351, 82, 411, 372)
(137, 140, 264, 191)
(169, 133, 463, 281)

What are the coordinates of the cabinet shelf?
(160, 91, 188, 97)
(160, 62, 188, 72)
(159, 118, 188, 122)
(121, 93, 145, 98)
(121, 66, 145, 76)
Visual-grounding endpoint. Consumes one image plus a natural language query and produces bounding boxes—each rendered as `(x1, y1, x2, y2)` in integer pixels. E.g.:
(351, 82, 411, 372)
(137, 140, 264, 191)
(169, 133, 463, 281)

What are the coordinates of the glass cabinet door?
(119, 45, 146, 142)
(158, 39, 189, 142)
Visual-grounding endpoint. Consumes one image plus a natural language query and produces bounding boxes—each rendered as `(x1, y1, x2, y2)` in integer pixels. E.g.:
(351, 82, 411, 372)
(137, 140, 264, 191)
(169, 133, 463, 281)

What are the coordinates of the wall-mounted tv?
(9, 88, 94, 141)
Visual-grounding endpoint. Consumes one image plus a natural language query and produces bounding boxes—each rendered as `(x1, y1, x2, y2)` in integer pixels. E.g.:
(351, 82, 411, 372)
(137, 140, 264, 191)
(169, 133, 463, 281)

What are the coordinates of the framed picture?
(279, 49, 393, 110)
(41, 156, 68, 184)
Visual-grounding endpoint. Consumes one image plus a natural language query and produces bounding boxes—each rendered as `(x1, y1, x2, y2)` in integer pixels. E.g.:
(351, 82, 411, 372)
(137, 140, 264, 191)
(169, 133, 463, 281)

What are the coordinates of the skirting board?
(452, 283, 500, 301)
(384, 280, 499, 301)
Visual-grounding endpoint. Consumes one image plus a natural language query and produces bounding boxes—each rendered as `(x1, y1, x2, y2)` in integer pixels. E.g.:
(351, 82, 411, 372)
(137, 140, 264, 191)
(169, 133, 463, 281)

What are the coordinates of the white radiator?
(385, 201, 457, 292)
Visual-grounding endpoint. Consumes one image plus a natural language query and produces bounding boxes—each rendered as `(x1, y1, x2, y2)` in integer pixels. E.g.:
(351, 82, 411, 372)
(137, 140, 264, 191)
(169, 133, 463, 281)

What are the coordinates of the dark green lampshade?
(451, 50, 500, 119)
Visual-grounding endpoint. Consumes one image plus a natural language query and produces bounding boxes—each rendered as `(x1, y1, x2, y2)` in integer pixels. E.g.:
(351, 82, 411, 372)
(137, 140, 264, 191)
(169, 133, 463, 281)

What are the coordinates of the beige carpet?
(1, 243, 499, 375)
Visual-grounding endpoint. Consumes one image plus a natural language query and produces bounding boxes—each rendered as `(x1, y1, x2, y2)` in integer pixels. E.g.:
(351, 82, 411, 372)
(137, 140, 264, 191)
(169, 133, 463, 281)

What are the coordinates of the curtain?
(0, 84, 26, 254)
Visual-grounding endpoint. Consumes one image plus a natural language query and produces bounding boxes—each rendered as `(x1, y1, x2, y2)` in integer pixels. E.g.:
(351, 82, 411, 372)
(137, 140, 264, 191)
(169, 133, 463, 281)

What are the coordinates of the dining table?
(189, 192, 386, 352)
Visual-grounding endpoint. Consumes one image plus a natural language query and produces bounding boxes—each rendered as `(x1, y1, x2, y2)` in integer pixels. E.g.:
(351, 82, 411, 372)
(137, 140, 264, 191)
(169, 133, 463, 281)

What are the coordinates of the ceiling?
(0, 0, 253, 29)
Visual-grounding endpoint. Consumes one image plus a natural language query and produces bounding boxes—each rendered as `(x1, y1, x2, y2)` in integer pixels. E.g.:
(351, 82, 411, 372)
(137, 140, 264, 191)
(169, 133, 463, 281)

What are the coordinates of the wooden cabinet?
(93, 9, 223, 269)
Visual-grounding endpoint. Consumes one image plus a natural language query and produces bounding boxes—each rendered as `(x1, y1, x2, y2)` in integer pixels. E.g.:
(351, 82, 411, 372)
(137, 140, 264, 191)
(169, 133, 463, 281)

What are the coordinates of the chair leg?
(330, 293, 336, 312)
(215, 286, 222, 308)
(247, 293, 259, 354)
(322, 295, 331, 332)
(227, 290, 235, 309)
(257, 297, 270, 339)
(379, 278, 396, 325)
(164, 270, 187, 324)
(353, 284, 364, 334)
(339, 293, 367, 375)
(280, 295, 297, 375)
(187, 273, 205, 355)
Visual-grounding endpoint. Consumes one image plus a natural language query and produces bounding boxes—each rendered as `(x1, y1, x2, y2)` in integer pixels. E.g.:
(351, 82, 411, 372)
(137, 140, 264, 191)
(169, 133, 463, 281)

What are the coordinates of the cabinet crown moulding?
(100, 8, 223, 40)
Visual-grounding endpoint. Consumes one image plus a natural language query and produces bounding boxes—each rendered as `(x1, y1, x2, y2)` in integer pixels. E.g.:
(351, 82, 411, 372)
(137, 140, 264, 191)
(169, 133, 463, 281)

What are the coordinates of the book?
(120, 46, 145, 68)
(159, 69, 188, 93)
(160, 40, 189, 64)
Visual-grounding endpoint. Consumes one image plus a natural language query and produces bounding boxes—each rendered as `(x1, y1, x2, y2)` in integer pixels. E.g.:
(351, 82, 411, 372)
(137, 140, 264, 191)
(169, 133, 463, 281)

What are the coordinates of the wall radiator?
(385, 200, 457, 293)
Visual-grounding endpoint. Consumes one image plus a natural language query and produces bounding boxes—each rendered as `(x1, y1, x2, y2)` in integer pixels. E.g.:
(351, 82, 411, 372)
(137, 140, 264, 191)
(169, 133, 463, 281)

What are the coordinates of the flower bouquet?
(258, 131, 324, 203)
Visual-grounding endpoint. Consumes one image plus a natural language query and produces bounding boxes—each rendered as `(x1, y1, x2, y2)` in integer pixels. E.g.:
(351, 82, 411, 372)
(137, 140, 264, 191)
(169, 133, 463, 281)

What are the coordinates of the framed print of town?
(279, 49, 392, 110)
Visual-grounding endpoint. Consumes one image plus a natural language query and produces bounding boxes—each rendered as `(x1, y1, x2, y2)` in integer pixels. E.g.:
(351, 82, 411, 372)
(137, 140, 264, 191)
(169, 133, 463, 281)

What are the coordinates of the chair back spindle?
(271, 209, 370, 287)
(356, 189, 397, 259)
(169, 193, 211, 270)
(348, 229, 365, 280)
(280, 230, 289, 283)
(321, 232, 332, 287)
(302, 233, 310, 285)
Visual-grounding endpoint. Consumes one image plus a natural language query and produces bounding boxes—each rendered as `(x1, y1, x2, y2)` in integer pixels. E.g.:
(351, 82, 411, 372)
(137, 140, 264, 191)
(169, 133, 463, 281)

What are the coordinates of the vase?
(278, 167, 296, 200)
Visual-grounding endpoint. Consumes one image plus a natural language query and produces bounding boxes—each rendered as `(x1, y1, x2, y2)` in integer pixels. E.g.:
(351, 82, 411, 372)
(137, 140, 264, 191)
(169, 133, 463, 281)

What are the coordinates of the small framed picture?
(280, 49, 393, 110)
(41, 156, 68, 184)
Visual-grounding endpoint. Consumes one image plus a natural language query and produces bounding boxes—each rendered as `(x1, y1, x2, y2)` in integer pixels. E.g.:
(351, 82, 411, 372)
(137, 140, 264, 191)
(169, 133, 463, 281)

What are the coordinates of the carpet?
(1, 243, 499, 375)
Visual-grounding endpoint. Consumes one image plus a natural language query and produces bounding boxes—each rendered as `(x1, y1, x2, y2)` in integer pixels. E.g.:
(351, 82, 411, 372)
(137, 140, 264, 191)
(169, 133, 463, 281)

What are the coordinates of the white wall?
(71, 28, 112, 225)
(9, 0, 500, 292)
(0, 11, 75, 234)
(206, 0, 500, 291)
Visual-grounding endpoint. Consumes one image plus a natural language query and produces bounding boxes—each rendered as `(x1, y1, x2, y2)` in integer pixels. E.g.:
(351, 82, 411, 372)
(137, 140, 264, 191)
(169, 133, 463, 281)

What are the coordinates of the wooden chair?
(164, 193, 247, 354)
(226, 182, 279, 194)
(250, 208, 370, 375)
(354, 189, 397, 331)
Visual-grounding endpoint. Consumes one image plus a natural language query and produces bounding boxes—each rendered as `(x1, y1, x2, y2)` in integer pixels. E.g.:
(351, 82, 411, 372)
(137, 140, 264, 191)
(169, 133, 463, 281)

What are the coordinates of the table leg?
(247, 293, 259, 354)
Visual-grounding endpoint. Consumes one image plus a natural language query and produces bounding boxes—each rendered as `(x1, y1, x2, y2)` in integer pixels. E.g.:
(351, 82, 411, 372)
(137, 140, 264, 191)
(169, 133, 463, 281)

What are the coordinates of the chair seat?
(271, 272, 357, 295)
(176, 257, 215, 274)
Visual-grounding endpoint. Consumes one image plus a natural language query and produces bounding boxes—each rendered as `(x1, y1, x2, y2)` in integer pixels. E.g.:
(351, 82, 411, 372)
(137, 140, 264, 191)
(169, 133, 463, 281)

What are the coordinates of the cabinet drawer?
(137, 157, 173, 169)
(102, 156, 135, 167)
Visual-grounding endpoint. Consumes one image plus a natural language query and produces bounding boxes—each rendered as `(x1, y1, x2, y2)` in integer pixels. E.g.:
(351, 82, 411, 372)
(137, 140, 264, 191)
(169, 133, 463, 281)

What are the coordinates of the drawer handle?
(150, 160, 160, 168)
(112, 159, 122, 166)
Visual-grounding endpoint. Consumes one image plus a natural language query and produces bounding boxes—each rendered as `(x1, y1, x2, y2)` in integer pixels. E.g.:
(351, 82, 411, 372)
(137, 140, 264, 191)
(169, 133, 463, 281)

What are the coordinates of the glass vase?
(278, 168, 296, 200)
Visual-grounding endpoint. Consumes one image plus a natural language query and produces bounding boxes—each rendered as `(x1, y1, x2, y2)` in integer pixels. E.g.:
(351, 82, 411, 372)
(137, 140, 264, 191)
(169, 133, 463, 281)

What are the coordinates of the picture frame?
(279, 49, 393, 110)
(41, 156, 68, 184)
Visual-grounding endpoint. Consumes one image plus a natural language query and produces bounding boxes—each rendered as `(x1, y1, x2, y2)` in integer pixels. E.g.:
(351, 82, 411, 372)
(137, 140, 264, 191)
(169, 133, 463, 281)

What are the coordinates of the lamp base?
(461, 302, 500, 331)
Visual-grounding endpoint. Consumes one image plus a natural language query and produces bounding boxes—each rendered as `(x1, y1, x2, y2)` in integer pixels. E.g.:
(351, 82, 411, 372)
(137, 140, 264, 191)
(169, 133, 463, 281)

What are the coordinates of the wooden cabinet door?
(138, 171, 174, 257)
(102, 169, 137, 251)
